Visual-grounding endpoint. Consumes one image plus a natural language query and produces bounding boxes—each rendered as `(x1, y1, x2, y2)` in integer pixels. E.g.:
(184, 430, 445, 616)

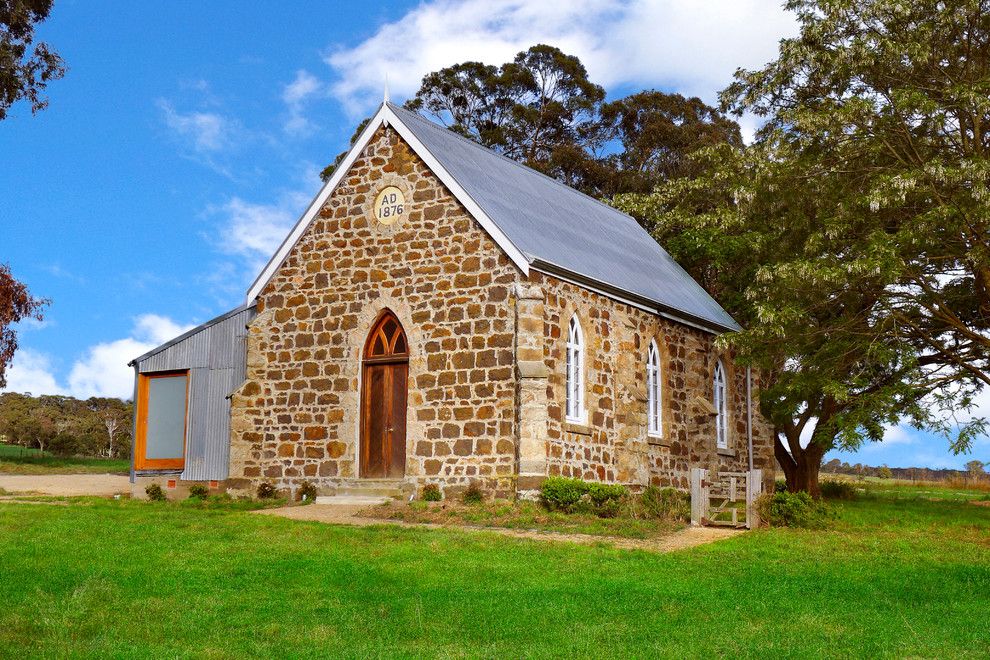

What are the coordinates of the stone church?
(128, 101, 775, 499)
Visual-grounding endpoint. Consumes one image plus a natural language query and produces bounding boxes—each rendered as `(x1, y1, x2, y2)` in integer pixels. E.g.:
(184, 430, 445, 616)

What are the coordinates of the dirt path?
(254, 504, 743, 552)
(0, 474, 130, 497)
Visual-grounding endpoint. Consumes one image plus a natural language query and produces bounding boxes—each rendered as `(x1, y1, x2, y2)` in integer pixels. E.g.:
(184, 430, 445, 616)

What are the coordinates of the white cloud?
(324, 0, 798, 115)
(212, 193, 309, 270)
(3, 349, 66, 396)
(282, 69, 324, 136)
(157, 99, 232, 152)
(1, 315, 195, 400)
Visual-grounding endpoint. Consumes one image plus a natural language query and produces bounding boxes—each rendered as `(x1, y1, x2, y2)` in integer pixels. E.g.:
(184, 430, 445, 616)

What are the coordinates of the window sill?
(563, 421, 593, 436)
(647, 433, 669, 447)
(716, 447, 737, 458)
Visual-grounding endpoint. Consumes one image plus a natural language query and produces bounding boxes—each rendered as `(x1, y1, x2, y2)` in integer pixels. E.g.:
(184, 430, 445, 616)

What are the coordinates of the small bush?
(145, 483, 167, 502)
(638, 486, 690, 522)
(256, 482, 277, 499)
(774, 479, 788, 493)
(540, 476, 589, 512)
(462, 482, 484, 504)
(585, 482, 628, 518)
(297, 482, 318, 502)
(759, 491, 836, 529)
(820, 479, 856, 500)
(540, 477, 627, 517)
(187, 484, 209, 500)
(422, 483, 442, 502)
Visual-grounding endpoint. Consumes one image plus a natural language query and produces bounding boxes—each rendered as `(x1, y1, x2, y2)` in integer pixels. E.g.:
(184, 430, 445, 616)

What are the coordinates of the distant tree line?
(0, 392, 132, 458)
(822, 458, 987, 484)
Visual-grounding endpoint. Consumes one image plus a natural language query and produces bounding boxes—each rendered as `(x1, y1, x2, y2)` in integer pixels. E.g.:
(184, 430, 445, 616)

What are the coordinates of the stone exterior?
(229, 126, 520, 497)
(227, 126, 774, 499)
(532, 271, 775, 491)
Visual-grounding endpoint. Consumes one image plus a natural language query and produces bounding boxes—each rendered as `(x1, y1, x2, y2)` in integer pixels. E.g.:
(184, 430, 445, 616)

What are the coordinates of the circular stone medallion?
(373, 185, 406, 225)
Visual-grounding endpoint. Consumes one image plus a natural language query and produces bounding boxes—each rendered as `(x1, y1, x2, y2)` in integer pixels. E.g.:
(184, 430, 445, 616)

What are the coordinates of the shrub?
(187, 484, 209, 500)
(638, 486, 690, 522)
(145, 483, 167, 502)
(585, 482, 628, 518)
(462, 482, 484, 504)
(422, 483, 442, 502)
(540, 476, 589, 512)
(774, 479, 788, 493)
(297, 482, 318, 502)
(540, 477, 627, 517)
(820, 479, 856, 500)
(256, 482, 277, 499)
(759, 491, 836, 529)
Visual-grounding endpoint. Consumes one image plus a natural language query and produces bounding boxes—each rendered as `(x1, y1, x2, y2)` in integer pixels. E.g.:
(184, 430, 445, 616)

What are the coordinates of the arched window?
(565, 315, 585, 422)
(647, 340, 662, 437)
(714, 360, 728, 448)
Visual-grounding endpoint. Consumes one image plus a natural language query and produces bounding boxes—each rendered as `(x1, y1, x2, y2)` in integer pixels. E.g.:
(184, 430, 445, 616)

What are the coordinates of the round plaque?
(373, 185, 405, 225)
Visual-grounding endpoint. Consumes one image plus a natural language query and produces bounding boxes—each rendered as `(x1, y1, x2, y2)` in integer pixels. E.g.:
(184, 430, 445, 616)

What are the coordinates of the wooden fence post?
(746, 468, 763, 529)
(690, 467, 708, 526)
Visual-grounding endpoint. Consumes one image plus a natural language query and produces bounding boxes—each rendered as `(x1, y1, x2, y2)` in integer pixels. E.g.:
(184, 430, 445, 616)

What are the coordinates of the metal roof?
(246, 102, 739, 333)
(387, 103, 740, 333)
(128, 303, 257, 366)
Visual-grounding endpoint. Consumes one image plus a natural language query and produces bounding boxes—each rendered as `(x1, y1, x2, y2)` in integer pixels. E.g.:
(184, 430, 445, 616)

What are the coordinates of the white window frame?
(714, 359, 728, 449)
(565, 316, 586, 423)
(647, 340, 662, 438)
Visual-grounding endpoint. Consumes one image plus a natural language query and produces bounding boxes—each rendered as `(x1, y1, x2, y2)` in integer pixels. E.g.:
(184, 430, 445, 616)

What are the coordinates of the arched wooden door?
(360, 311, 409, 478)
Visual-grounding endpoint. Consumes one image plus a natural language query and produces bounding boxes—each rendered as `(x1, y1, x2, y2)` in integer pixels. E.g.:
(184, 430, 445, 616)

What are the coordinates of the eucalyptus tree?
(1, 0, 65, 120)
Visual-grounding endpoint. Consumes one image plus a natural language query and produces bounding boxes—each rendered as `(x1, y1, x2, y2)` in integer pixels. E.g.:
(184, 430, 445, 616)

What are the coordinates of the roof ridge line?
(386, 102, 641, 226)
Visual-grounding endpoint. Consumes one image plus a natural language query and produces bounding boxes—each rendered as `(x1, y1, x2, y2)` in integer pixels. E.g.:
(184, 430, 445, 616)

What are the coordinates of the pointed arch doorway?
(360, 310, 409, 478)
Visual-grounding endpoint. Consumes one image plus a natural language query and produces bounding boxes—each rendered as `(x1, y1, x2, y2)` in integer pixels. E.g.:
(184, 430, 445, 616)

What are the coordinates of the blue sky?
(1, 0, 985, 470)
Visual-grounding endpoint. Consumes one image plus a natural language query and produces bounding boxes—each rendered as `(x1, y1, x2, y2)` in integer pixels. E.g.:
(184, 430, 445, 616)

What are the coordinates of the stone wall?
(531, 271, 775, 490)
(228, 126, 520, 497)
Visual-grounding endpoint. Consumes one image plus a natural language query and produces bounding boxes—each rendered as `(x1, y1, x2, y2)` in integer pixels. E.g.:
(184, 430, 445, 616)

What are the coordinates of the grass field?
(0, 484, 987, 657)
(0, 444, 129, 475)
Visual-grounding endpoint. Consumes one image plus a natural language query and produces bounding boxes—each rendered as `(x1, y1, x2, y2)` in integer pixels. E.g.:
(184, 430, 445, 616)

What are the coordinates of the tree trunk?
(774, 433, 827, 498)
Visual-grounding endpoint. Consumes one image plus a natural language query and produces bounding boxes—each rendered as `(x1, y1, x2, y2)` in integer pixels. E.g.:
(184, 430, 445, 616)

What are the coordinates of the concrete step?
(314, 495, 391, 506)
(334, 479, 411, 499)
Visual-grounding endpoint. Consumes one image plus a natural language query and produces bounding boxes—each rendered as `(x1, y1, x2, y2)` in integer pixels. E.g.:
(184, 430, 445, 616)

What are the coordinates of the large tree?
(618, 0, 990, 496)
(0, 263, 46, 389)
(1, 0, 65, 120)
(322, 46, 741, 199)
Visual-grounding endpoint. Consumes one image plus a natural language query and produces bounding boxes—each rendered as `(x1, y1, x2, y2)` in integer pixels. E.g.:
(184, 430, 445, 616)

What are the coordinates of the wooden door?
(360, 311, 409, 479)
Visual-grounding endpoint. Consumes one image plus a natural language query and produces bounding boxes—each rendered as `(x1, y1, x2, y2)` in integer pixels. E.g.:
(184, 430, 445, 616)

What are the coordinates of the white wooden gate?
(690, 468, 763, 529)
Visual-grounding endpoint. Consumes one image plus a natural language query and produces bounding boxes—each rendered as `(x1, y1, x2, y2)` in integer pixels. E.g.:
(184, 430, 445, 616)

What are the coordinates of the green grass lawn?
(0, 444, 129, 475)
(0, 485, 987, 657)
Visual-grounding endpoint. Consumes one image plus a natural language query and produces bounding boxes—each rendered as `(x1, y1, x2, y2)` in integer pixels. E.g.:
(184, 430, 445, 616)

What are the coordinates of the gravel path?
(0, 474, 130, 497)
(254, 503, 743, 552)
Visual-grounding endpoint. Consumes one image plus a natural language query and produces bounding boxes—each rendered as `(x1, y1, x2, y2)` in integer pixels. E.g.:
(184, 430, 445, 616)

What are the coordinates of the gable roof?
(247, 102, 740, 334)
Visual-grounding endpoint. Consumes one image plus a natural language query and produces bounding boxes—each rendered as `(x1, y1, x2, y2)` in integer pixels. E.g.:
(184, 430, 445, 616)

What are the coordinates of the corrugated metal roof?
(387, 103, 740, 332)
(128, 303, 257, 366)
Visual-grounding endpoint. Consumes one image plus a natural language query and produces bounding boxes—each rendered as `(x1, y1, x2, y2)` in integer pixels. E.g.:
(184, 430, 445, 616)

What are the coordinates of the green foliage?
(540, 476, 628, 517)
(614, 0, 990, 496)
(421, 484, 442, 501)
(0, 392, 133, 459)
(297, 482, 318, 502)
(144, 483, 166, 502)
(635, 486, 691, 522)
(0, 2, 66, 120)
(461, 482, 483, 504)
(877, 466, 893, 480)
(256, 482, 277, 500)
(323, 45, 739, 200)
(187, 484, 209, 500)
(759, 491, 836, 529)
(819, 480, 857, 501)
(540, 476, 589, 512)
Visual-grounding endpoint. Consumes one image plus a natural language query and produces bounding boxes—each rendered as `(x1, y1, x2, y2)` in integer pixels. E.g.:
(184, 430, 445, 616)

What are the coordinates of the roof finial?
(384, 73, 390, 104)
